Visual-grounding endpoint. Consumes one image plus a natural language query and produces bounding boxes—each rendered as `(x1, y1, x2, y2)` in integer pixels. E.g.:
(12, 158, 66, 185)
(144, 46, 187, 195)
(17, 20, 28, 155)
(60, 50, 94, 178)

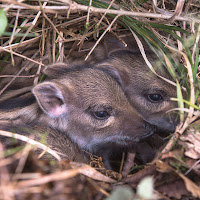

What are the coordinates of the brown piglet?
(95, 35, 185, 133)
(0, 62, 156, 168)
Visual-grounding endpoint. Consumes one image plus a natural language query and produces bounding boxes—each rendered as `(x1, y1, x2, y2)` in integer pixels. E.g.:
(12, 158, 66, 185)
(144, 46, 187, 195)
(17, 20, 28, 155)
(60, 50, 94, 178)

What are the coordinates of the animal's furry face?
(96, 50, 182, 132)
(33, 64, 155, 153)
(0, 63, 156, 160)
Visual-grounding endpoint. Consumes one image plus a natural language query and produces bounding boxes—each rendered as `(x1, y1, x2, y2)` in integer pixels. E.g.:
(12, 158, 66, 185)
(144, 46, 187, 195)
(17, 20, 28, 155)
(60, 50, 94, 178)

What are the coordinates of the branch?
(1, 0, 199, 23)
(0, 130, 61, 161)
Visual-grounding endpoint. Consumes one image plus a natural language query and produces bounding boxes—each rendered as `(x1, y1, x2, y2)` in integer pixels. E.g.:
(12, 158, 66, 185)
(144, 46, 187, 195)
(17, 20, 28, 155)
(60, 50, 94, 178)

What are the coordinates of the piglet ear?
(43, 63, 69, 78)
(32, 82, 68, 118)
(96, 63, 130, 89)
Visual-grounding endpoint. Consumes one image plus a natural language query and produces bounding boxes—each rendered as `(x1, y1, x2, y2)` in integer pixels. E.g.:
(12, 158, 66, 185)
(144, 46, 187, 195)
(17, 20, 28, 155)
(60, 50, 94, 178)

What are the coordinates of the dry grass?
(0, 0, 200, 199)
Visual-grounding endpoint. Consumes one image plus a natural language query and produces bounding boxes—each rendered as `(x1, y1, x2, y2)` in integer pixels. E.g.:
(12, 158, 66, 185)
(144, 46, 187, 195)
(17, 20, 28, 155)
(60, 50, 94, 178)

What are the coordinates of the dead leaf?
(179, 172, 200, 198)
(156, 160, 200, 198)
(158, 179, 189, 199)
(70, 162, 116, 183)
(180, 128, 200, 159)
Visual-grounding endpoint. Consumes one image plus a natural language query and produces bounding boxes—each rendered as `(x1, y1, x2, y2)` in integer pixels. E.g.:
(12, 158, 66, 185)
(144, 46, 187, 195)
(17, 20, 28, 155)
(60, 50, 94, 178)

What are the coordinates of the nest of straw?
(0, 0, 200, 199)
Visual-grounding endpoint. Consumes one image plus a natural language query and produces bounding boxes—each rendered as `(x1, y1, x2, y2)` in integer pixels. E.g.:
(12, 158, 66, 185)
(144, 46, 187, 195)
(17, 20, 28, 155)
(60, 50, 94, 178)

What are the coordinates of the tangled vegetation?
(0, 0, 200, 199)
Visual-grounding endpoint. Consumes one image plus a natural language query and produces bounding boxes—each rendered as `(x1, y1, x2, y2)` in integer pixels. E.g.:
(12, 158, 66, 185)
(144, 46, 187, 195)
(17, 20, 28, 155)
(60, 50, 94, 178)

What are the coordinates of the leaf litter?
(0, 0, 200, 199)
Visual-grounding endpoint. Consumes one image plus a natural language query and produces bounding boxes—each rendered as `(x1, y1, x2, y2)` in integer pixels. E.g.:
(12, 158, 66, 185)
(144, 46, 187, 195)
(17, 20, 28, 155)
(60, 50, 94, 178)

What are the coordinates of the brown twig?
(17, 168, 80, 188)
(43, 12, 66, 42)
(0, 36, 41, 52)
(85, 15, 119, 60)
(1, 0, 199, 23)
(0, 47, 44, 66)
(0, 48, 43, 96)
(152, 0, 185, 24)
(0, 75, 35, 78)
(122, 152, 136, 178)
(0, 130, 61, 160)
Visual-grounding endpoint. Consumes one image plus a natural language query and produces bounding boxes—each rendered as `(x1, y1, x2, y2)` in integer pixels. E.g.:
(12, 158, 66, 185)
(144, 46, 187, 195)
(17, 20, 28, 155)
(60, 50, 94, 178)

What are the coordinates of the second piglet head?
(96, 43, 182, 133)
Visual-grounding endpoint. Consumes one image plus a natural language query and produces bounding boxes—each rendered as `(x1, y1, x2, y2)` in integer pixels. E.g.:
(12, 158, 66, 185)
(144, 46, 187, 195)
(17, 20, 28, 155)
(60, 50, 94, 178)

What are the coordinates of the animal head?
(0, 63, 156, 163)
(95, 35, 184, 133)
(33, 63, 156, 152)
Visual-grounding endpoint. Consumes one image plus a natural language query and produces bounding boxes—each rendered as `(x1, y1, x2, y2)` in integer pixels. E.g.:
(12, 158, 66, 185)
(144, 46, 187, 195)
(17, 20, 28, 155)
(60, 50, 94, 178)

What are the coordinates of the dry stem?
(1, 0, 199, 23)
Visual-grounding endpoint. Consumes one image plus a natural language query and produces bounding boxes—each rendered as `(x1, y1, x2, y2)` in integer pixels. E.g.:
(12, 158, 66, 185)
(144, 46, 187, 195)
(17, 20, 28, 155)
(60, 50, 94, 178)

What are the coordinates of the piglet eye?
(94, 111, 110, 120)
(148, 94, 163, 103)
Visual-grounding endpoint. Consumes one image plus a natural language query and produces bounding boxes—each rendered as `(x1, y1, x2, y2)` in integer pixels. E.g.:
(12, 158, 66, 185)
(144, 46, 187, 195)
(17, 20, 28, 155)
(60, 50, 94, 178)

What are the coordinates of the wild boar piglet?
(0, 63, 156, 168)
(96, 36, 185, 133)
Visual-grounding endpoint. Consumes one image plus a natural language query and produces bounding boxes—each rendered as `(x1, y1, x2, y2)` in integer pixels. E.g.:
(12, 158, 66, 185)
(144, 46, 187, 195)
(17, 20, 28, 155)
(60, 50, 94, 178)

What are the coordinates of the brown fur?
(62, 34, 184, 132)
(0, 34, 183, 167)
(95, 35, 185, 133)
(0, 121, 88, 163)
(0, 62, 155, 168)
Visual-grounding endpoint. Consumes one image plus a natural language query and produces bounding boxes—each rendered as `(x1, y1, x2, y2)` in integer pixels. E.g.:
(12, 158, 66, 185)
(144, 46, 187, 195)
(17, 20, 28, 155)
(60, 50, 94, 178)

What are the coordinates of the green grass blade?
(0, 9, 8, 36)
(176, 80, 185, 121)
(171, 98, 200, 110)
